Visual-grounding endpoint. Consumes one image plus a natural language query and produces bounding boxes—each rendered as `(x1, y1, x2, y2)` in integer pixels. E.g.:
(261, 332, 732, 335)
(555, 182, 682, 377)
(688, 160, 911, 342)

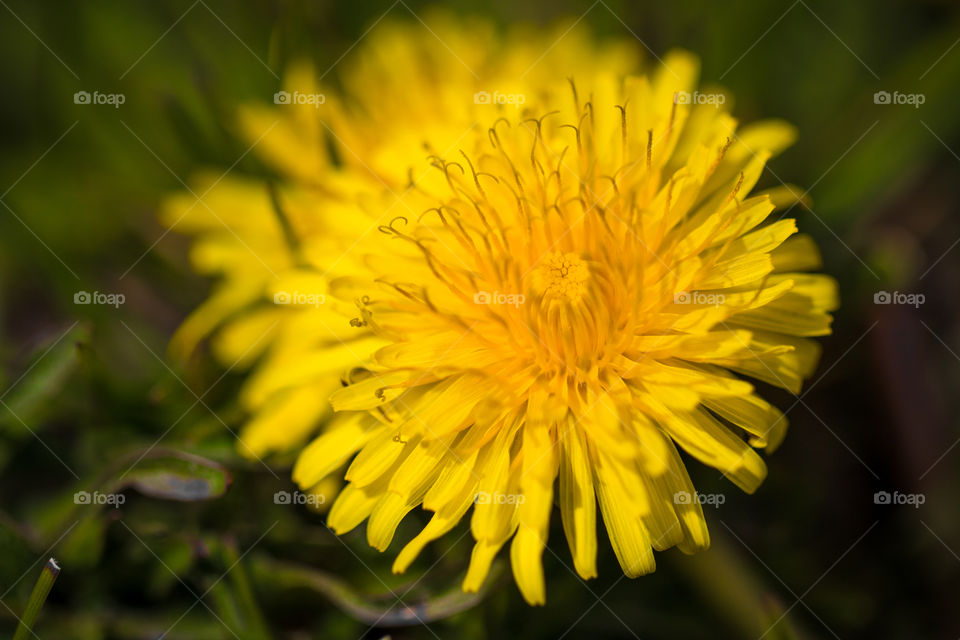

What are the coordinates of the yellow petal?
(240, 381, 337, 457)
(328, 370, 413, 411)
(663, 407, 767, 493)
(326, 481, 383, 535)
(590, 447, 655, 578)
(702, 391, 788, 452)
(393, 459, 478, 573)
(559, 423, 597, 579)
(510, 411, 558, 606)
(772, 234, 823, 271)
(463, 538, 509, 593)
(344, 428, 414, 488)
(293, 414, 381, 488)
(367, 492, 417, 551)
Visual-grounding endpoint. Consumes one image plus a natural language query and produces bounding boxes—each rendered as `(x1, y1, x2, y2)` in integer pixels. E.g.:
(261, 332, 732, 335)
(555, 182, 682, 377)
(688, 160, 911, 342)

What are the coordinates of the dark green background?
(1, 1, 959, 638)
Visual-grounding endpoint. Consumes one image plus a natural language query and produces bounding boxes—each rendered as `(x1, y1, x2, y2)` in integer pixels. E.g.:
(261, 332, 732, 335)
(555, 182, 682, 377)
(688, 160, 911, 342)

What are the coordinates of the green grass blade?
(13, 558, 60, 640)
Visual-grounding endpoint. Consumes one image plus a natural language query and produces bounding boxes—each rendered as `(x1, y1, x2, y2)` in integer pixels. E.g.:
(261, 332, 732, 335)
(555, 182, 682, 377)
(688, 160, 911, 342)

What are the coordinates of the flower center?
(537, 251, 589, 303)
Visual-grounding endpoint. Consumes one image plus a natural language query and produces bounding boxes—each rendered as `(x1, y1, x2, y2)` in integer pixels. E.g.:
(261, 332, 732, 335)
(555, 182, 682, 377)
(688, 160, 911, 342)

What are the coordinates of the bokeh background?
(1, 1, 959, 638)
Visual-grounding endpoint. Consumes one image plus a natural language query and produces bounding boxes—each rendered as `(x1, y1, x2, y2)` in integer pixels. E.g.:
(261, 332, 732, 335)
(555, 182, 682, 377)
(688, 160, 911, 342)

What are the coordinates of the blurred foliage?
(1, 0, 959, 638)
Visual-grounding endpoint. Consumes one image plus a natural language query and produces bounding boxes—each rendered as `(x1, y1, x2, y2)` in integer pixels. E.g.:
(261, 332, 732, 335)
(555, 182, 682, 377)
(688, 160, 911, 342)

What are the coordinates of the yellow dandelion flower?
(166, 18, 838, 605)
(289, 51, 838, 603)
(163, 16, 638, 457)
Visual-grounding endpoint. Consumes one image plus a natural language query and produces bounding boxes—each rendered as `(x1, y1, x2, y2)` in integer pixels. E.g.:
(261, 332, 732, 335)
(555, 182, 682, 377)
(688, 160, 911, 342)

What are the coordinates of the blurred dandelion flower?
(166, 17, 837, 604)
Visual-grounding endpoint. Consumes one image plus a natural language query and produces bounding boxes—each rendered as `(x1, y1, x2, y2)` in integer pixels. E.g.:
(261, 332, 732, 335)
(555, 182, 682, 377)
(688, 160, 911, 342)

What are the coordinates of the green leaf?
(112, 450, 233, 502)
